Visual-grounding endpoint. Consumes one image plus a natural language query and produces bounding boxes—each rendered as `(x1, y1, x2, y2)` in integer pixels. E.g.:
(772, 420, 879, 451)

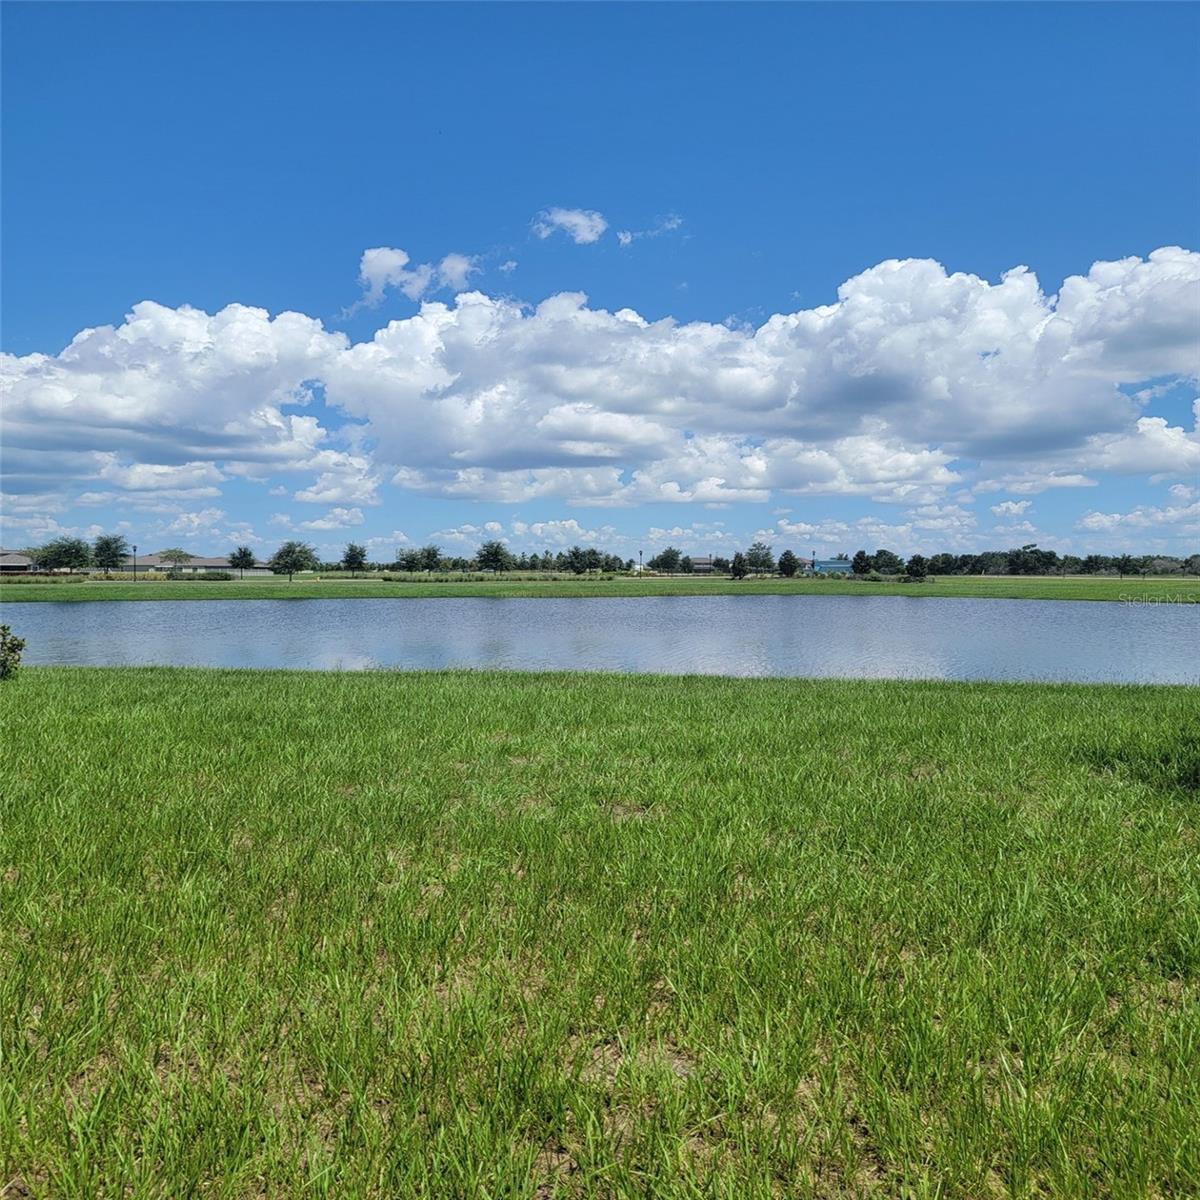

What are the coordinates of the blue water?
(3, 595, 1195, 683)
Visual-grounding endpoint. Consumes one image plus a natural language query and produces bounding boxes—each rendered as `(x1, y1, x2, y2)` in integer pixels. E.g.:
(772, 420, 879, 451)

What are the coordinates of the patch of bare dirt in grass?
(266, 887, 300, 925)
(577, 1039, 624, 1085)
(646, 975, 678, 1019)
(63, 1060, 111, 1117)
(609, 801, 653, 822)
(659, 1041, 698, 1078)
(845, 1108, 889, 1192)
(683, 1126, 730, 1173)
(1124, 975, 1189, 1012)
(267, 1063, 355, 1156)
(573, 1035, 698, 1086)
(532, 1143, 580, 1198)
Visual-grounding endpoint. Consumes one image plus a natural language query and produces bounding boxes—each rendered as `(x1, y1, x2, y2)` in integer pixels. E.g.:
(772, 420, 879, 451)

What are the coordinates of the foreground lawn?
(2, 573, 1197, 603)
(2, 670, 1198, 1198)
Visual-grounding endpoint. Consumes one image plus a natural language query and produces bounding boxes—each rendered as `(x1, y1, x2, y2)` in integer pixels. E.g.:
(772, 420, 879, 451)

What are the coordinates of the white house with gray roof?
(121, 552, 275, 576)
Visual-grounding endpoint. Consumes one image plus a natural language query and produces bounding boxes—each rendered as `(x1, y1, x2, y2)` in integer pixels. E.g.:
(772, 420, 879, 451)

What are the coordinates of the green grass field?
(2, 573, 1196, 603)
(2, 669, 1197, 1197)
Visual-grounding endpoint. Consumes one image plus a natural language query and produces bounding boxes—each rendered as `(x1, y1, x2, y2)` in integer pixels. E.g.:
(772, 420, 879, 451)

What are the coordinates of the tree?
(40, 536, 92, 574)
(1006, 543, 1059, 575)
(158, 547, 193, 575)
(730, 552, 749, 580)
(647, 547, 682, 573)
(905, 554, 928, 580)
(746, 542, 774, 574)
(679, 555, 694, 574)
(1115, 553, 1135, 579)
(711, 556, 731, 574)
(92, 533, 130, 574)
(416, 544, 442, 572)
(269, 541, 319, 581)
(777, 549, 800, 577)
(872, 548, 904, 574)
(851, 550, 873, 576)
(477, 540, 514, 572)
(341, 543, 368, 575)
(229, 546, 256, 579)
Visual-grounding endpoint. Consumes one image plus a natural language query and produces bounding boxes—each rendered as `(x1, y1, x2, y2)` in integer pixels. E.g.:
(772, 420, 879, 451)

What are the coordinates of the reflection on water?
(3, 595, 1196, 683)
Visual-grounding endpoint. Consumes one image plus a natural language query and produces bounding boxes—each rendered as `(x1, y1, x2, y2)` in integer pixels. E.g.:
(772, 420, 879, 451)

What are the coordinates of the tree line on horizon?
(13, 533, 1200, 579)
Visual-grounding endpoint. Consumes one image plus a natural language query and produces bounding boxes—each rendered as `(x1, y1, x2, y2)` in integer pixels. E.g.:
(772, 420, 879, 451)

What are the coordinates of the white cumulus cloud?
(3, 246, 1198, 533)
(990, 499, 1033, 517)
(298, 506, 365, 530)
(532, 207, 608, 244)
(353, 247, 478, 309)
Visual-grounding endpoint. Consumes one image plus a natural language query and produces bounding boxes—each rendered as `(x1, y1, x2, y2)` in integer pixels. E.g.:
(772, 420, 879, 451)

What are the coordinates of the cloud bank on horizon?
(2, 241, 1198, 558)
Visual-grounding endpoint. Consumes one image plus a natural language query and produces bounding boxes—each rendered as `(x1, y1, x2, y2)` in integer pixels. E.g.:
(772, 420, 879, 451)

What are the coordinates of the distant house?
(0, 549, 35, 574)
(121, 552, 274, 576)
(691, 556, 717, 574)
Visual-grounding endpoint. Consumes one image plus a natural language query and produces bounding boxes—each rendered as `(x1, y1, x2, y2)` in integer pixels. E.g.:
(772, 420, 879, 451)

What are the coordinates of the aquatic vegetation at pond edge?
(1, 669, 1197, 1197)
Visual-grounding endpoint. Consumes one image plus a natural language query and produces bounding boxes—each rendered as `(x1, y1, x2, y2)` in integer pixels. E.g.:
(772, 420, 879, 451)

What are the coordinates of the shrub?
(866, 571, 884, 583)
(85, 571, 189, 582)
(186, 571, 234, 581)
(0, 625, 26, 681)
(0, 573, 88, 584)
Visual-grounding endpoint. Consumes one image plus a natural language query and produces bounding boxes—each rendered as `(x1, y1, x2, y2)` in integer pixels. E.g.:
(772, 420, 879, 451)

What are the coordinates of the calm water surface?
(4, 596, 1195, 683)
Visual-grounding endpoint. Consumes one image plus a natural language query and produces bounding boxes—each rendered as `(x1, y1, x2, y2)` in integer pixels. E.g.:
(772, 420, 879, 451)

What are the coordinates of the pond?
(3, 596, 1195, 683)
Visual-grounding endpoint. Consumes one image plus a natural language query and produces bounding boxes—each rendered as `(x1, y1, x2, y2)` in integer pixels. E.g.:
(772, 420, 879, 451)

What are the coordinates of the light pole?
(639, 549, 643, 574)
(132, 544, 138, 581)
(812, 547, 817, 577)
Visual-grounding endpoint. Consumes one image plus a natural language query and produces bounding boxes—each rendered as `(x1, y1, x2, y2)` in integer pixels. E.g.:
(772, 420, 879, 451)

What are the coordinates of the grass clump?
(0, 625, 25, 680)
(1, 669, 1198, 1197)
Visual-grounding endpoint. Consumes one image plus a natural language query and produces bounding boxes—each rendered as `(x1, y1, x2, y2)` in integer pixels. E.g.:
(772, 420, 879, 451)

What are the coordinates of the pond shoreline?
(3, 574, 1196, 604)
(4, 594, 1194, 683)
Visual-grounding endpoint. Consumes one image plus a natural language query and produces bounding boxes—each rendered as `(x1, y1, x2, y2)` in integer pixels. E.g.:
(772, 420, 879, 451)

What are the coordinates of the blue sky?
(3, 1, 1198, 562)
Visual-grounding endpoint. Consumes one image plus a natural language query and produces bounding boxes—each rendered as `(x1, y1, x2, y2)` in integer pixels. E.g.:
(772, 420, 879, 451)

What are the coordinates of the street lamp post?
(639, 549, 643, 574)
(132, 545, 138, 581)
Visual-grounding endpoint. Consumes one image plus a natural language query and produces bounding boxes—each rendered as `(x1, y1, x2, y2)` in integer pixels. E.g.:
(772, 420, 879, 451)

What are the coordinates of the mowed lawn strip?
(2, 573, 1197, 603)
(2, 669, 1198, 1197)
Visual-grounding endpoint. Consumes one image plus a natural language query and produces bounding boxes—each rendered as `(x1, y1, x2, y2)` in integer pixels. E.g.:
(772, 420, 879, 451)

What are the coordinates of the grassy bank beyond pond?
(3, 572, 1197, 603)
(2, 669, 1197, 1197)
